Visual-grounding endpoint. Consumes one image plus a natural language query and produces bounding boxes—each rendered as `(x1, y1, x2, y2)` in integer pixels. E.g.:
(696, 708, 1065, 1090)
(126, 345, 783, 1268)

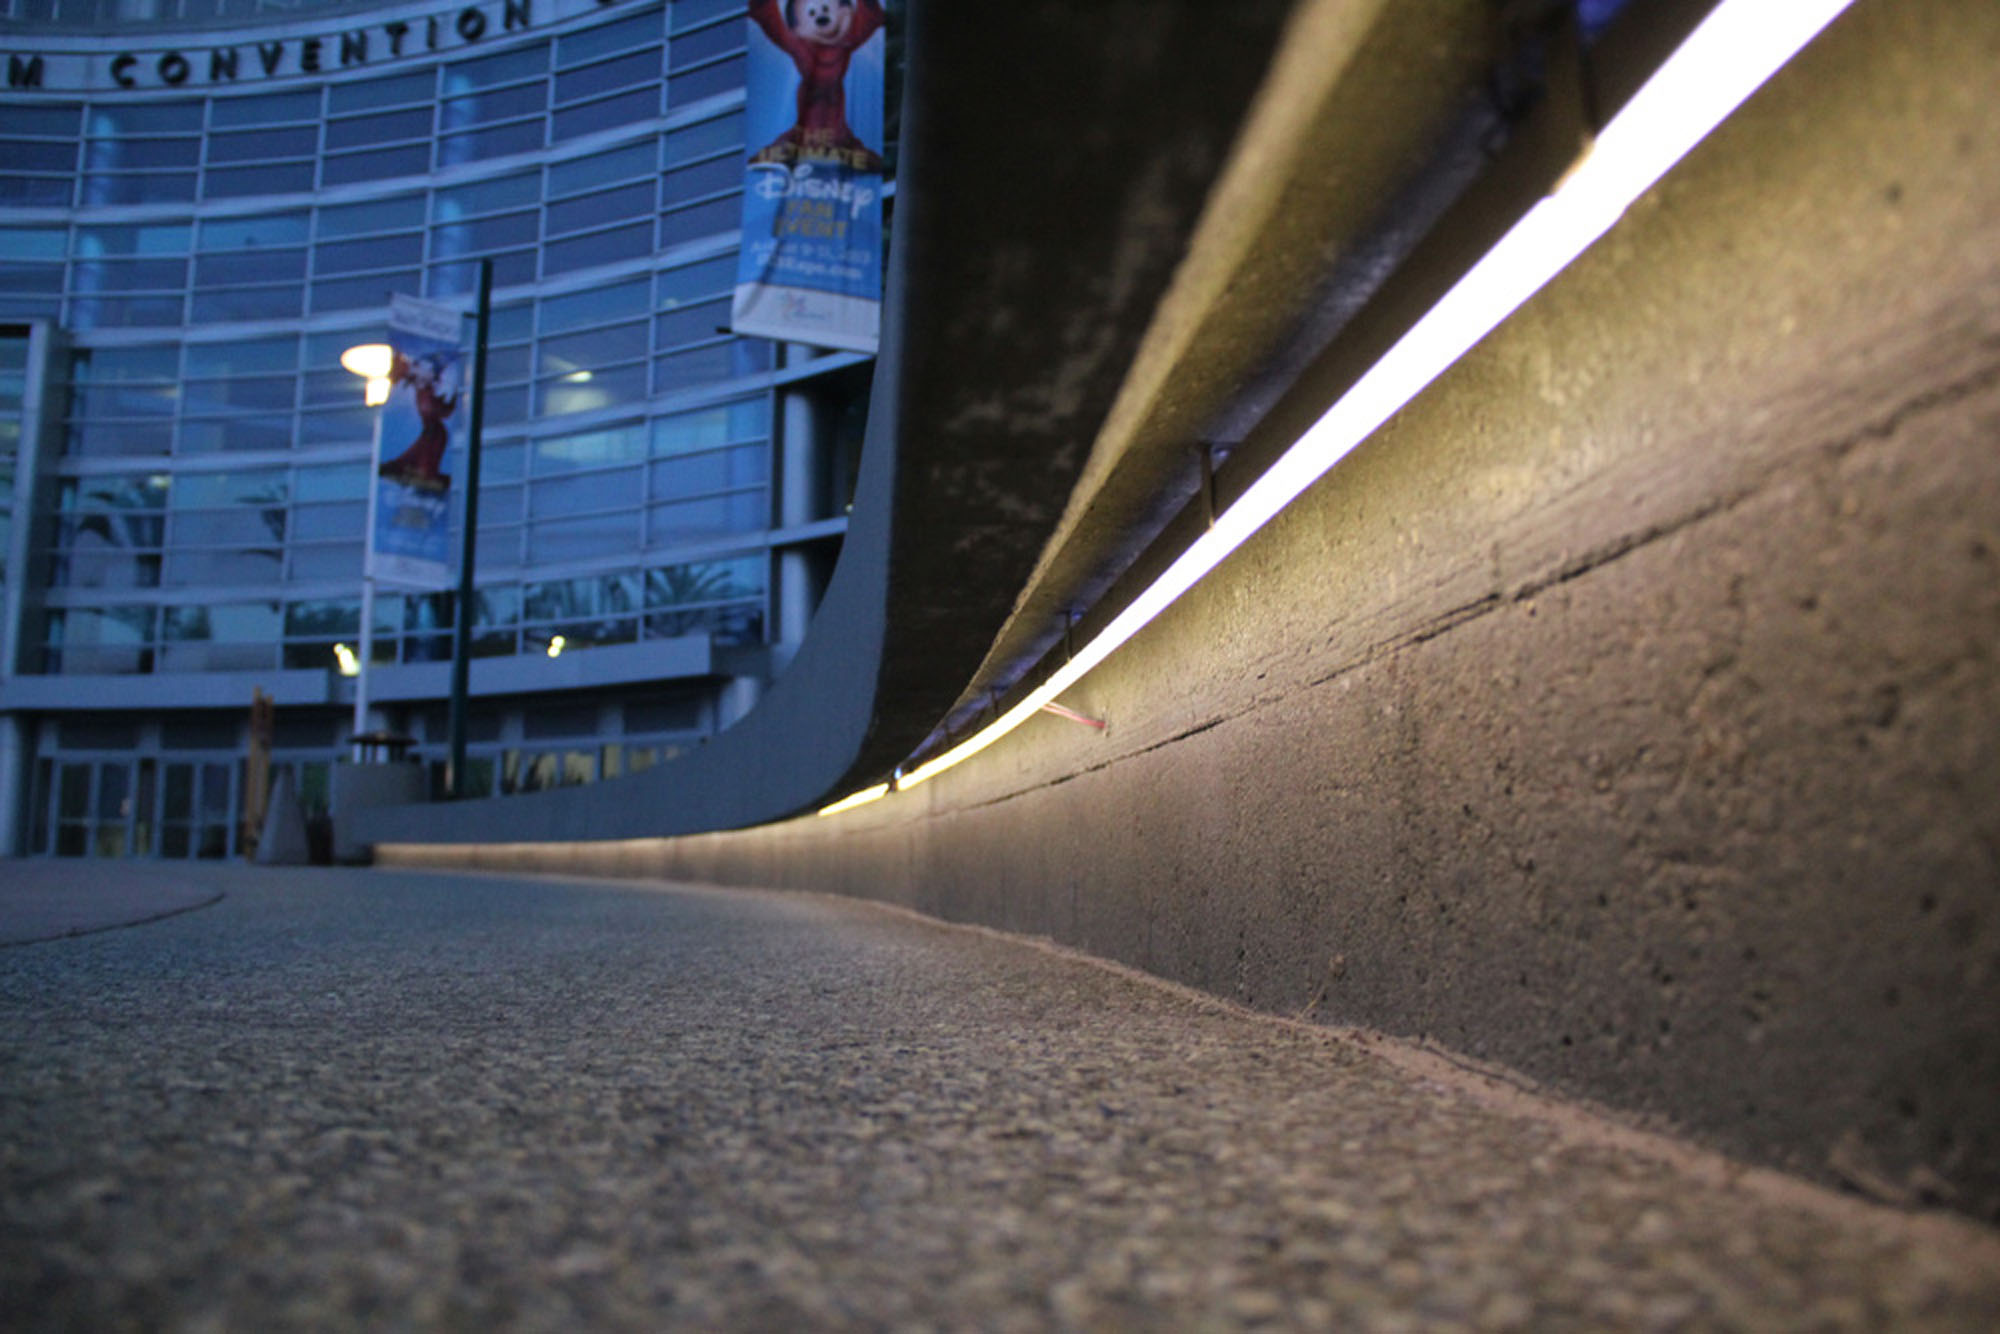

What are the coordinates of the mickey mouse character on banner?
(377, 351, 461, 489)
(747, 0, 885, 172)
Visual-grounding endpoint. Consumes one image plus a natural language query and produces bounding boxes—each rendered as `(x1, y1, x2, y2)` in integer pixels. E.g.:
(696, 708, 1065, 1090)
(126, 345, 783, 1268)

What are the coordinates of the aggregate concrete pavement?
(2, 865, 1997, 1330)
(0, 859, 227, 946)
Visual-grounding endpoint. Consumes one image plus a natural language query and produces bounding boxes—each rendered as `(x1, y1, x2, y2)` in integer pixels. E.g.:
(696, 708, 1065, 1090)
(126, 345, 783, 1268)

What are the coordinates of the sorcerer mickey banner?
(729, 0, 886, 354)
(366, 294, 466, 591)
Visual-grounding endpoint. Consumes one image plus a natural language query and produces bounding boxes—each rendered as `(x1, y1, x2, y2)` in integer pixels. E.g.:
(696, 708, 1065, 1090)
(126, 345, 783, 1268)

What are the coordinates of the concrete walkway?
(0, 858, 229, 946)
(2, 865, 1996, 1330)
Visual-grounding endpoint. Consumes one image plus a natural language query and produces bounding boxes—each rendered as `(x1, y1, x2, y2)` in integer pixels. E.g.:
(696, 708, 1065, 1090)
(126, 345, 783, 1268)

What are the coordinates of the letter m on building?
(8, 54, 46, 88)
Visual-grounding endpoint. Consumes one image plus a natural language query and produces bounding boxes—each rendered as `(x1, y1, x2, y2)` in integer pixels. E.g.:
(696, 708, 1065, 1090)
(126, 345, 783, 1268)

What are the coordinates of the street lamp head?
(340, 342, 394, 406)
(340, 343, 391, 377)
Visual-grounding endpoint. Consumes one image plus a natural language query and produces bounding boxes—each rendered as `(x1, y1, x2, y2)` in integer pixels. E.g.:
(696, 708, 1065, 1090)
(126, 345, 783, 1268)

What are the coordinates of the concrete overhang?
(2, 668, 348, 713)
(942, 0, 1499, 739)
(0, 634, 716, 713)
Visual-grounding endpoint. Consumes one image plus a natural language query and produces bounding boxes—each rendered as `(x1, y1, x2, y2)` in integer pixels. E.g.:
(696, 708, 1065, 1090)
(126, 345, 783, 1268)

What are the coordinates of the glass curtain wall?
(0, 0, 793, 681)
(1, 329, 27, 599)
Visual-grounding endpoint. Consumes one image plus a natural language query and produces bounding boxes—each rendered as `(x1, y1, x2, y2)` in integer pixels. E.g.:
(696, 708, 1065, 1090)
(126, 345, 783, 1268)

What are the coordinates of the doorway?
(45, 756, 235, 859)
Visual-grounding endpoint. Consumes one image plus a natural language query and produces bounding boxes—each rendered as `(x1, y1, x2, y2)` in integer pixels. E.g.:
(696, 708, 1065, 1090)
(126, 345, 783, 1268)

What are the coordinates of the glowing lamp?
(341, 342, 393, 406)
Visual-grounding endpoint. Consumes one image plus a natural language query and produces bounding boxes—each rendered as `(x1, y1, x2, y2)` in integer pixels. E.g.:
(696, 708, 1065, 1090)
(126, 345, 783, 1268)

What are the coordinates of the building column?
(716, 673, 763, 731)
(0, 714, 25, 857)
(3, 320, 63, 678)
(1, 321, 65, 856)
(774, 346, 832, 670)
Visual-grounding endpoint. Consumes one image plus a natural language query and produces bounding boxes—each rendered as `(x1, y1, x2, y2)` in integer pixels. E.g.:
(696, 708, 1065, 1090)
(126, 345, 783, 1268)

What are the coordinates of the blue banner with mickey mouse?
(730, 0, 886, 354)
(366, 294, 466, 590)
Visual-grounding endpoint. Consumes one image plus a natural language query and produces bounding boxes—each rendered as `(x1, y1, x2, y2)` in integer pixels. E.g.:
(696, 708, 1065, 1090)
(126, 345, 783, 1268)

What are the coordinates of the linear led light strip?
(820, 0, 1855, 819)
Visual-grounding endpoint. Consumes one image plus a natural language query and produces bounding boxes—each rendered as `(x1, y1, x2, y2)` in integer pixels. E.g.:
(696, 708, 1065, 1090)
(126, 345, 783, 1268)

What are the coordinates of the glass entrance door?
(51, 759, 150, 858)
(159, 760, 235, 859)
(36, 749, 244, 860)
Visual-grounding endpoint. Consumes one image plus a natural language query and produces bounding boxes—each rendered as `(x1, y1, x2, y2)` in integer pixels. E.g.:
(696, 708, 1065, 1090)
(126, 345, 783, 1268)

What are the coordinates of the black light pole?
(447, 258, 492, 798)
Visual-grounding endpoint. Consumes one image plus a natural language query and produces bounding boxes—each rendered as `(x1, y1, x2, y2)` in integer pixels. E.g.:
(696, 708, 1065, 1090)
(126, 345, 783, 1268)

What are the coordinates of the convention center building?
(0, 0, 871, 858)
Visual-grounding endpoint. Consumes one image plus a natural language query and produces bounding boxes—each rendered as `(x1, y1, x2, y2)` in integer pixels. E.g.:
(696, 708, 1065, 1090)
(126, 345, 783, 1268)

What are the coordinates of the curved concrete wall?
(383, 0, 2000, 1221)
(354, 0, 1298, 845)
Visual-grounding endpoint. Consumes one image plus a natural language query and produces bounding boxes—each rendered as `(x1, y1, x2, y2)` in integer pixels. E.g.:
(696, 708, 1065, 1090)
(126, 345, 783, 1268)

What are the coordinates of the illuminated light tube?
(826, 0, 1855, 809)
(818, 782, 891, 817)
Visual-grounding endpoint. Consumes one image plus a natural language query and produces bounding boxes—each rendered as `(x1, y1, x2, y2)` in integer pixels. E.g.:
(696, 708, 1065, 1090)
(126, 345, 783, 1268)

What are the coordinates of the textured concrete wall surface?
(383, 0, 2000, 1221)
